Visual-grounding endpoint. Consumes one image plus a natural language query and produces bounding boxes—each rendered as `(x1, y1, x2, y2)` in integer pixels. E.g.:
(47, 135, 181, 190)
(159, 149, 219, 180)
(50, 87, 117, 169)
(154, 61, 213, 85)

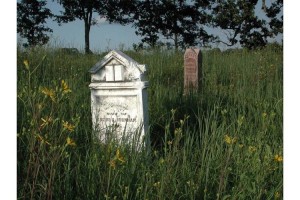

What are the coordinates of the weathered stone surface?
(89, 50, 149, 146)
(184, 48, 202, 93)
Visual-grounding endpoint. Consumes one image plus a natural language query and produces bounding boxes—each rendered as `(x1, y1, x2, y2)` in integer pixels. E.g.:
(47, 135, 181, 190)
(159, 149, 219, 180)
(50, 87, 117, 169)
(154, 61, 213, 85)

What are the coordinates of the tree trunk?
(174, 33, 178, 51)
(84, 9, 93, 54)
(84, 20, 91, 54)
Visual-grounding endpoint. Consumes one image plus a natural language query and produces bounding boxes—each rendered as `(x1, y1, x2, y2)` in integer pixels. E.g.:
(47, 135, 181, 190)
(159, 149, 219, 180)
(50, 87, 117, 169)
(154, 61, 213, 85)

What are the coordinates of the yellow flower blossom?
(66, 137, 76, 146)
(41, 87, 56, 102)
(23, 60, 29, 70)
(180, 119, 184, 126)
(153, 181, 160, 187)
(159, 158, 165, 165)
(37, 103, 43, 110)
(116, 148, 125, 163)
(237, 116, 245, 127)
(36, 134, 51, 145)
(274, 154, 283, 162)
(62, 120, 75, 132)
(61, 80, 72, 94)
(221, 109, 227, 115)
(40, 116, 53, 129)
(108, 159, 116, 170)
(248, 146, 257, 152)
(224, 134, 237, 144)
(275, 191, 280, 199)
(107, 149, 126, 169)
(270, 111, 276, 118)
(174, 128, 182, 136)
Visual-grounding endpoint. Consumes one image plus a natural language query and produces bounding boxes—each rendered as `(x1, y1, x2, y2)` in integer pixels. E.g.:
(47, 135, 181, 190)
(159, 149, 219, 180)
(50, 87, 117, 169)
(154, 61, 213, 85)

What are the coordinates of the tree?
(17, 0, 53, 47)
(159, 0, 201, 49)
(211, 0, 282, 49)
(265, 0, 283, 37)
(56, 0, 134, 54)
(133, 0, 214, 50)
(133, 0, 162, 48)
(212, 0, 267, 49)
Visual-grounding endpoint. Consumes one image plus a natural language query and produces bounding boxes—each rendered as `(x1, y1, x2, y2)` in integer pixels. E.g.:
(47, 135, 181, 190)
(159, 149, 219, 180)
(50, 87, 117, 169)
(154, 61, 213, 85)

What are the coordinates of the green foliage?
(133, 0, 214, 50)
(212, 0, 283, 49)
(265, 0, 283, 36)
(17, 46, 283, 199)
(17, 0, 53, 47)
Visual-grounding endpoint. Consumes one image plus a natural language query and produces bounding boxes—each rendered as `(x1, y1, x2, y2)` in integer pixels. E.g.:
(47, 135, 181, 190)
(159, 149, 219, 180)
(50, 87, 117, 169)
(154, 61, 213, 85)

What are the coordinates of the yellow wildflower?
(23, 60, 29, 70)
(171, 108, 176, 115)
(274, 154, 283, 162)
(108, 159, 116, 170)
(40, 116, 53, 129)
(61, 80, 72, 94)
(41, 87, 56, 102)
(262, 112, 267, 118)
(36, 134, 51, 145)
(221, 109, 227, 115)
(275, 191, 280, 199)
(237, 116, 245, 127)
(153, 181, 160, 187)
(66, 137, 76, 146)
(248, 146, 257, 152)
(270, 111, 276, 118)
(37, 103, 43, 110)
(62, 120, 75, 132)
(116, 148, 125, 163)
(174, 128, 182, 136)
(180, 119, 184, 126)
(224, 134, 237, 144)
(159, 158, 165, 165)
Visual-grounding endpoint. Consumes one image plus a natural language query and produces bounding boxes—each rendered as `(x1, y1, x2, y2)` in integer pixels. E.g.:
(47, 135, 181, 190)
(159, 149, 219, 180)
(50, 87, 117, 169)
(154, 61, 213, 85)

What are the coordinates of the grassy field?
(17, 45, 283, 199)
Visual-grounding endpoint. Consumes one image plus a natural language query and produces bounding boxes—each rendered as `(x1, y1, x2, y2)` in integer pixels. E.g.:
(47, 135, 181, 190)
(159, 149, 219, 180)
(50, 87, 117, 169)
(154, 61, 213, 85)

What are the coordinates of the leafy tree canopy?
(17, 0, 53, 47)
(212, 0, 282, 49)
(133, 0, 215, 50)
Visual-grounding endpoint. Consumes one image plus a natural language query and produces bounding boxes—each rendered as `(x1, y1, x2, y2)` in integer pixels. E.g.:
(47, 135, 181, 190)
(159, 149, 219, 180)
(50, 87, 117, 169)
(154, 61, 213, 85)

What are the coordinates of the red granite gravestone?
(184, 48, 202, 93)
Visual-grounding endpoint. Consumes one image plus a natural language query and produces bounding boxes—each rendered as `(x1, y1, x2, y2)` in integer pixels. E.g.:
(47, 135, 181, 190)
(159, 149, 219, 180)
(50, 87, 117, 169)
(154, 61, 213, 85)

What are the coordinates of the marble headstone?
(89, 50, 149, 146)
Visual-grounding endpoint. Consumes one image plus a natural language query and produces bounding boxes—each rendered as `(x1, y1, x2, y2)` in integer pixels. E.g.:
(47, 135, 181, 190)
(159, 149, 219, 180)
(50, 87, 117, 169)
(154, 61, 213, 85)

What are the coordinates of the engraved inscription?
(95, 95, 139, 133)
(185, 58, 197, 74)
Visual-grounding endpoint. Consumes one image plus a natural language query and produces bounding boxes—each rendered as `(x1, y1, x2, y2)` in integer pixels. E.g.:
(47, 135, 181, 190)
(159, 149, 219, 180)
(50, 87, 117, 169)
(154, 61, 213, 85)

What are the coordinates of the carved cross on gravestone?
(184, 48, 202, 93)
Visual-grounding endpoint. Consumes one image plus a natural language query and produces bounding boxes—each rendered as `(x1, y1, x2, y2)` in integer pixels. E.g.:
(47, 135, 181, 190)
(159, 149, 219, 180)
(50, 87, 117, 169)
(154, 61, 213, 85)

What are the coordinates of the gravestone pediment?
(89, 50, 146, 82)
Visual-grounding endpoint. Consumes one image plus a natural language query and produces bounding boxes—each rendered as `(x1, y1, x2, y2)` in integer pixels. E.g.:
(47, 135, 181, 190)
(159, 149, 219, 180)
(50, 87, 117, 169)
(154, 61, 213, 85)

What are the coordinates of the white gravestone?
(89, 50, 149, 146)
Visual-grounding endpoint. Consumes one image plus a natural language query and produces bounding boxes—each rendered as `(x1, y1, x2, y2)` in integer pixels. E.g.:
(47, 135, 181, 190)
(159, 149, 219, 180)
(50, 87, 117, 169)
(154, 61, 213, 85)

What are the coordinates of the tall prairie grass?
(17, 45, 283, 199)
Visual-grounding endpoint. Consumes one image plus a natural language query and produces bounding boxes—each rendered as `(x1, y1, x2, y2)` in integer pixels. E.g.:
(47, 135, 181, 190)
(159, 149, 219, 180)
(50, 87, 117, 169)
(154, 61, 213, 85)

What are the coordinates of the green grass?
(17, 45, 283, 199)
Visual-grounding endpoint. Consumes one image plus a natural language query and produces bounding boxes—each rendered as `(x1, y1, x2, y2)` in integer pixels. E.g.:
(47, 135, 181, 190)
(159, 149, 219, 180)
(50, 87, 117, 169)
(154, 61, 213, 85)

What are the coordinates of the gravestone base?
(90, 82, 149, 146)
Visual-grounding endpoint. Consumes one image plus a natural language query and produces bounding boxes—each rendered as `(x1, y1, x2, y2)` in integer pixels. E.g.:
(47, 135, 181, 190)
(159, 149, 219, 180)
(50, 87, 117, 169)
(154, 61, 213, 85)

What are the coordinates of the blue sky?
(18, 0, 283, 52)
(33, 1, 143, 52)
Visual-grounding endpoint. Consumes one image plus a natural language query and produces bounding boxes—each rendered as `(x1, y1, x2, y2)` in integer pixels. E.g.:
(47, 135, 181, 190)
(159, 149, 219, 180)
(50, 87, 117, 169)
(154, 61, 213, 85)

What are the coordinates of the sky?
(23, 0, 144, 52)
(16, 0, 283, 52)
